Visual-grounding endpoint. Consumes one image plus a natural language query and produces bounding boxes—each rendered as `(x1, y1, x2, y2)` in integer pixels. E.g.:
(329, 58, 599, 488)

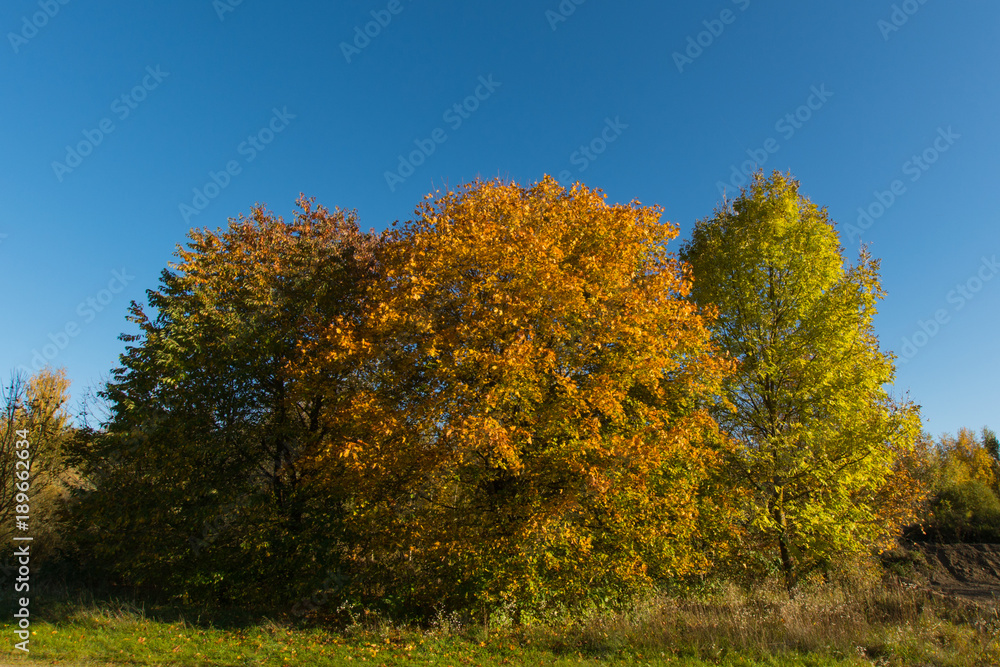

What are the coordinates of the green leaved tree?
(67, 197, 379, 604)
(680, 171, 925, 590)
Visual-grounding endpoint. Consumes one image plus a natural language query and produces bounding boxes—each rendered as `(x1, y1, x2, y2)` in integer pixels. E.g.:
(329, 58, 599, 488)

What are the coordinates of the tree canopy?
(69, 197, 379, 604)
(301, 177, 735, 614)
(680, 171, 924, 589)
(53, 173, 946, 617)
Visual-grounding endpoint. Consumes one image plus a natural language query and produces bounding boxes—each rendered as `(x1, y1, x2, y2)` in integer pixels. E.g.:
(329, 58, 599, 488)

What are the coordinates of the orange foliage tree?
(302, 177, 734, 615)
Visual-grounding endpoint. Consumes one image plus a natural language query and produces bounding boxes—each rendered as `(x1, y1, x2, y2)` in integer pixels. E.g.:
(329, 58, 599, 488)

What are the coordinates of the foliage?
(984, 427, 1000, 467)
(679, 170, 926, 590)
(0, 368, 74, 563)
(54, 174, 964, 621)
(929, 481, 1000, 543)
(65, 197, 380, 604)
(302, 177, 735, 615)
(937, 427, 1000, 492)
(908, 427, 1000, 543)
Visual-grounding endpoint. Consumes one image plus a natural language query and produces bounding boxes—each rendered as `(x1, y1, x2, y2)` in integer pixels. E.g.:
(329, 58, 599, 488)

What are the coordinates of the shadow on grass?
(0, 571, 292, 632)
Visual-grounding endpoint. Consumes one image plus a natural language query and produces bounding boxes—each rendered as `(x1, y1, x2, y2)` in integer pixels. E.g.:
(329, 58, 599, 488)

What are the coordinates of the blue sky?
(1, 0, 996, 438)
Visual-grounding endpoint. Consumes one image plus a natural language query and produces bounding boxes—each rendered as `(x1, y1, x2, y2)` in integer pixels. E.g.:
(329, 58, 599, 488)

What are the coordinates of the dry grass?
(520, 573, 1000, 665)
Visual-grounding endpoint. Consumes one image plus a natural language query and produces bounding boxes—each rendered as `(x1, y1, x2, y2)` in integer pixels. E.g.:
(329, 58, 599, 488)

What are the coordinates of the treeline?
(908, 427, 1000, 543)
(3, 172, 996, 621)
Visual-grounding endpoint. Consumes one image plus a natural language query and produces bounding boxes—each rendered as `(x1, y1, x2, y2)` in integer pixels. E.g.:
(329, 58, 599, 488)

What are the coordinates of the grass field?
(0, 571, 997, 667)
(0, 613, 867, 666)
(0, 620, 867, 666)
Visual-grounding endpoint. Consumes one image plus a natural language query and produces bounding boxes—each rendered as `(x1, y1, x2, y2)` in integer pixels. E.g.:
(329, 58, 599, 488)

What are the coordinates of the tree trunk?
(772, 505, 795, 594)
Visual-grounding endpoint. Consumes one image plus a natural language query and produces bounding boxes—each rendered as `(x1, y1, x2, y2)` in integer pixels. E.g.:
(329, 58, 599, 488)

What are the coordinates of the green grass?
(0, 618, 863, 666)
(0, 608, 863, 667)
(0, 576, 996, 666)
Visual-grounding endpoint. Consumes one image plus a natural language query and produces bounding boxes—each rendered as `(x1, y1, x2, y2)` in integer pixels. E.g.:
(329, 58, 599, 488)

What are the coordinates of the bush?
(921, 480, 1000, 543)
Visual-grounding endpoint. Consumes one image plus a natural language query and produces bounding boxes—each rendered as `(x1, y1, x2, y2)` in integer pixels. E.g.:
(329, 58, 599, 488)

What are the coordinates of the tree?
(911, 427, 1000, 543)
(982, 427, 999, 475)
(938, 427, 998, 490)
(303, 177, 735, 615)
(68, 197, 379, 604)
(679, 171, 924, 590)
(0, 368, 74, 563)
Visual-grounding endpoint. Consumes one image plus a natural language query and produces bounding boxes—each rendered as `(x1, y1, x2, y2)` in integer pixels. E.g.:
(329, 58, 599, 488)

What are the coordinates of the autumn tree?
(679, 171, 924, 591)
(0, 368, 74, 563)
(303, 177, 734, 615)
(914, 427, 1000, 542)
(938, 427, 999, 490)
(68, 197, 379, 603)
(984, 427, 1000, 469)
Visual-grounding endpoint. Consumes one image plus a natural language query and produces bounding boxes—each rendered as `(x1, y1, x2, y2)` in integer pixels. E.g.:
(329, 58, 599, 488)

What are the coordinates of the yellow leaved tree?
(0, 368, 74, 562)
(680, 171, 926, 591)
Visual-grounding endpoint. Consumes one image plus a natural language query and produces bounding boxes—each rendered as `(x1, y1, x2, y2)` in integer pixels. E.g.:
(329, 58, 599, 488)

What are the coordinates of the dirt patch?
(886, 541, 1000, 602)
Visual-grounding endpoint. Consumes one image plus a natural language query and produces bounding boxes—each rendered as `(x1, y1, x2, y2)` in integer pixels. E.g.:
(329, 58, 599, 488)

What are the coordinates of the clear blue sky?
(2, 0, 996, 439)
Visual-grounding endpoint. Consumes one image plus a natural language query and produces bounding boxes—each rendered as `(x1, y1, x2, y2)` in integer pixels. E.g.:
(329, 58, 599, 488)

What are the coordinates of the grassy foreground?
(0, 577, 996, 666)
(0, 619, 857, 666)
